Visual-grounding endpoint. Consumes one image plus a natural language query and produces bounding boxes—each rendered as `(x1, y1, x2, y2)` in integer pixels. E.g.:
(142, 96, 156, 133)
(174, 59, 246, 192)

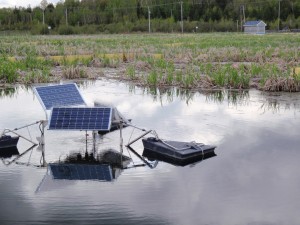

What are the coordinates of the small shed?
(243, 20, 266, 34)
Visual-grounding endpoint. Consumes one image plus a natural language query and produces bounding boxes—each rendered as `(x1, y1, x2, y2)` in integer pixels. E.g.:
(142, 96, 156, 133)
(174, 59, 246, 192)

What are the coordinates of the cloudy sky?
(0, 0, 61, 8)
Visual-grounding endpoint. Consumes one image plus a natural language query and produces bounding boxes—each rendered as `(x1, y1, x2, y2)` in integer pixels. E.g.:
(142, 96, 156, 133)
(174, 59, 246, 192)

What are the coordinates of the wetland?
(0, 33, 300, 91)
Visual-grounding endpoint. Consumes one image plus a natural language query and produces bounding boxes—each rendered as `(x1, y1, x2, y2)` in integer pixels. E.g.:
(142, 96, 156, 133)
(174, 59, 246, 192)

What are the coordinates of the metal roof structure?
(243, 20, 266, 27)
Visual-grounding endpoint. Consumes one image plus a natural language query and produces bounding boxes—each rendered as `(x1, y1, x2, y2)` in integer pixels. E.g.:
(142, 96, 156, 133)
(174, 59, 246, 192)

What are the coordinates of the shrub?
(31, 24, 50, 35)
(58, 25, 75, 35)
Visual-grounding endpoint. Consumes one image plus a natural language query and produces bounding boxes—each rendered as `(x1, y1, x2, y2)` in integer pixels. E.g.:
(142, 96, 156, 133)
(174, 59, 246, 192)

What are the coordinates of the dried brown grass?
(263, 77, 300, 92)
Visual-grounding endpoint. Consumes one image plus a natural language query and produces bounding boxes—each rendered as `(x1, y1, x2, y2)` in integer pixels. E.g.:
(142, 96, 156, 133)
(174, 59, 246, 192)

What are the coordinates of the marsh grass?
(183, 73, 195, 88)
(0, 33, 299, 91)
(207, 64, 250, 89)
(63, 66, 88, 79)
(23, 69, 50, 84)
(0, 60, 19, 83)
(250, 64, 264, 76)
(146, 70, 158, 86)
(263, 77, 300, 92)
(125, 65, 136, 80)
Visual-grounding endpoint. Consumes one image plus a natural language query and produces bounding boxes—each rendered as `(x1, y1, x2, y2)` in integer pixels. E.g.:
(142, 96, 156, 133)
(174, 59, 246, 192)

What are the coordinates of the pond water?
(0, 79, 300, 225)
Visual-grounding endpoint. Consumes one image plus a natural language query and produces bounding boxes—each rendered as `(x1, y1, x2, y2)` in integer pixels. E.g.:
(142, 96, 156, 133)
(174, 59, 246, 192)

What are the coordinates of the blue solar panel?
(34, 83, 86, 110)
(49, 107, 112, 131)
(49, 163, 113, 181)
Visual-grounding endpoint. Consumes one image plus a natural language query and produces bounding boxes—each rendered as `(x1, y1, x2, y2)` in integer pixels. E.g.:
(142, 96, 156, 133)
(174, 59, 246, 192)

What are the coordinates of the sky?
(0, 0, 61, 8)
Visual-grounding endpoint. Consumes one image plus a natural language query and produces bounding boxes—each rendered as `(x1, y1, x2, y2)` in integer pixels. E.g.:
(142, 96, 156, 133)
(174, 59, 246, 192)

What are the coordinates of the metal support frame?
(1, 121, 40, 146)
(125, 129, 152, 147)
(1, 120, 48, 167)
(124, 127, 159, 169)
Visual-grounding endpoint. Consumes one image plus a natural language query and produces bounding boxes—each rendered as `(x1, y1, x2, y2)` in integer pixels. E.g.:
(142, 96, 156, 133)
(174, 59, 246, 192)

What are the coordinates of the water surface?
(0, 80, 300, 225)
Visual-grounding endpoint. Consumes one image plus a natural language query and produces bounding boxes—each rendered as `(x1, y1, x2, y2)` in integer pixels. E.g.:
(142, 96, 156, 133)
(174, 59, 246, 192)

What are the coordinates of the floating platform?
(0, 135, 19, 149)
(142, 137, 216, 166)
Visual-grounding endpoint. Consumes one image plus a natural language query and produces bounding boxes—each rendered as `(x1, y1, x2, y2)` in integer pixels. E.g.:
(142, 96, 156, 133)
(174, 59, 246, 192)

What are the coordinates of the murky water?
(1, 79, 300, 225)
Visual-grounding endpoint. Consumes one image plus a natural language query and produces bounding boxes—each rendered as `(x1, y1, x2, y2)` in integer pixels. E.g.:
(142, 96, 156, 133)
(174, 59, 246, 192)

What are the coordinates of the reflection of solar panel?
(49, 163, 113, 181)
(34, 83, 86, 110)
(49, 107, 112, 131)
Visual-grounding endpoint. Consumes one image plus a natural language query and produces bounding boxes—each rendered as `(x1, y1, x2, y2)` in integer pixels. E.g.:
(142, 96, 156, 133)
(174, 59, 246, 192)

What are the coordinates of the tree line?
(0, 0, 299, 34)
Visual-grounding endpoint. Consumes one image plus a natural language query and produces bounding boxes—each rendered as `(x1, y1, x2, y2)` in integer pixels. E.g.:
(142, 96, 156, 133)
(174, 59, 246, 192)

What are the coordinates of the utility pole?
(242, 5, 245, 25)
(278, 0, 281, 31)
(180, 1, 183, 33)
(65, 8, 68, 26)
(148, 6, 151, 33)
(42, 10, 45, 25)
(40, 0, 47, 25)
(240, 5, 245, 31)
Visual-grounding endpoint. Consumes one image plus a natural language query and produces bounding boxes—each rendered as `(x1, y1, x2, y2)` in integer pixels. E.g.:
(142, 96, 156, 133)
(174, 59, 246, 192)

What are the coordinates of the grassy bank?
(0, 33, 299, 91)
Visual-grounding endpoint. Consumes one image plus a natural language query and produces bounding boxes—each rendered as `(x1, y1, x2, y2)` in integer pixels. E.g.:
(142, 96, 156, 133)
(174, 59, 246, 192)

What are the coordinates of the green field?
(0, 33, 299, 91)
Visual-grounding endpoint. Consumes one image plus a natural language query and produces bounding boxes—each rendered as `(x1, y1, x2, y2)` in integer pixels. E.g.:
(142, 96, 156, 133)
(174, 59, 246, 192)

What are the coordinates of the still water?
(0, 79, 300, 225)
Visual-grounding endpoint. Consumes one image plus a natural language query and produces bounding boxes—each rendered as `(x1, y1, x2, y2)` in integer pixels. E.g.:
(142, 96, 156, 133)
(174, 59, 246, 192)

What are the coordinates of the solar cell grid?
(49, 107, 112, 131)
(34, 83, 86, 110)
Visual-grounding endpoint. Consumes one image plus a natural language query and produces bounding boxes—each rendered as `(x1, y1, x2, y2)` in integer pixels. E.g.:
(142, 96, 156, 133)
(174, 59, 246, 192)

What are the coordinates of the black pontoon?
(0, 135, 19, 149)
(142, 137, 216, 166)
(125, 127, 217, 167)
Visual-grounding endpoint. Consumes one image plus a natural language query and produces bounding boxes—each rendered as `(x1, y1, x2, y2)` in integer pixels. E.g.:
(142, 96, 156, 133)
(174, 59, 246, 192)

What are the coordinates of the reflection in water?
(129, 84, 300, 113)
(143, 148, 216, 167)
(33, 112, 217, 191)
(260, 92, 300, 113)
(76, 80, 97, 90)
(36, 143, 217, 192)
(1, 144, 38, 166)
(0, 86, 18, 98)
(142, 86, 196, 105)
(36, 149, 131, 192)
(131, 85, 251, 106)
(51, 149, 131, 181)
(1, 83, 299, 114)
(0, 146, 19, 158)
(203, 89, 250, 105)
(0, 85, 33, 99)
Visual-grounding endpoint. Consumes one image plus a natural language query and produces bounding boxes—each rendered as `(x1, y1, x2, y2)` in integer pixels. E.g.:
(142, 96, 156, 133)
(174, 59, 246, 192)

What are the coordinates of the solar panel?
(49, 163, 113, 181)
(49, 107, 112, 131)
(34, 83, 86, 110)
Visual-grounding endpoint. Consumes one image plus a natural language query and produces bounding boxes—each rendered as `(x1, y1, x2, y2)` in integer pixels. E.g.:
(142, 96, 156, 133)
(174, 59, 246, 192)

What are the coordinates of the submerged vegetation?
(0, 33, 300, 92)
